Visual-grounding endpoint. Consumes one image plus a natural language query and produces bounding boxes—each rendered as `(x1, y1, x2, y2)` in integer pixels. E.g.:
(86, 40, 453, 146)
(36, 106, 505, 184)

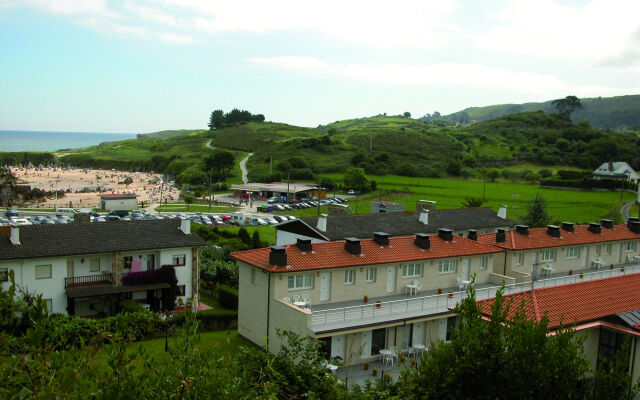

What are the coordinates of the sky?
(1, 0, 640, 133)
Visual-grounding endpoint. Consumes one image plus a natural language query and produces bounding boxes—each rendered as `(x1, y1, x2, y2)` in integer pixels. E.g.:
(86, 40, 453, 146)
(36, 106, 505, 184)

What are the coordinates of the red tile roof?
(477, 273, 640, 329)
(477, 224, 639, 251)
(231, 235, 503, 273)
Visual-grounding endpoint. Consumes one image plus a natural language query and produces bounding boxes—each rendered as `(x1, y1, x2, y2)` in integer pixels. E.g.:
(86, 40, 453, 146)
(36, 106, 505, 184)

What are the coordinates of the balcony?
(305, 264, 640, 332)
(65, 273, 114, 289)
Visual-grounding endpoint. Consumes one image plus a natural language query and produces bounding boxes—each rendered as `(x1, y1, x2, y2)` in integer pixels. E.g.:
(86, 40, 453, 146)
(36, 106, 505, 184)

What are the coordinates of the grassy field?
(286, 174, 637, 224)
(217, 225, 276, 246)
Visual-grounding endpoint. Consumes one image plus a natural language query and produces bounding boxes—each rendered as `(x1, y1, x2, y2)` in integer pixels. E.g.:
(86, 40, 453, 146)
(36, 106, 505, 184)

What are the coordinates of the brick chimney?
(269, 246, 287, 266)
(414, 233, 430, 249)
(10, 226, 20, 245)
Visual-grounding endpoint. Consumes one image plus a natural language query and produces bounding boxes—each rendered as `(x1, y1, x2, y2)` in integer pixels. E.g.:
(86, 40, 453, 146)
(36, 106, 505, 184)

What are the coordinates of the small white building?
(593, 162, 639, 184)
(0, 219, 205, 315)
(100, 193, 138, 211)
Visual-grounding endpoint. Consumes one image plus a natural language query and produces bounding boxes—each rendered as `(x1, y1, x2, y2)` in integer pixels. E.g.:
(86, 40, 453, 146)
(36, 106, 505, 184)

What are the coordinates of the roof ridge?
(530, 289, 541, 322)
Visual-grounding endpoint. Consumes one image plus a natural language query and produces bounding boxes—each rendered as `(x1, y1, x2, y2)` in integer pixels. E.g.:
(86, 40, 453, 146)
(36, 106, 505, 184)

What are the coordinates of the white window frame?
(35, 264, 52, 279)
(625, 241, 636, 252)
(479, 256, 488, 270)
(89, 258, 100, 272)
(288, 274, 313, 290)
(365, 267, 376, 283)
(594, 244, 601, 256)
(541, 249, 556, 262)
(0, 267, 8, 282)
(172, 254, 186, 266)
(438, 260, 457, 274)
(516, 253, 524, 265)
(344, 270, 355, 285)
(402, 263, 422, 278)
(567, 247, 580, 259)
(606, 243, 612, 255)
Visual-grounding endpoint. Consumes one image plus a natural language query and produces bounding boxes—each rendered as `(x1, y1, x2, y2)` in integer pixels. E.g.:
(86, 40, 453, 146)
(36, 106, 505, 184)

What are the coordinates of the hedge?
(218, 284, 239, 310)
(170, 309, 238, 331)
(541, 177, 638, 191)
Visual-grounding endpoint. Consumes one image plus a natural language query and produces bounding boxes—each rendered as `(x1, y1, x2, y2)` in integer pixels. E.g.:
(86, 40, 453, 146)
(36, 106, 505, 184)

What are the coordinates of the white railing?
(310, 263, 640, 327)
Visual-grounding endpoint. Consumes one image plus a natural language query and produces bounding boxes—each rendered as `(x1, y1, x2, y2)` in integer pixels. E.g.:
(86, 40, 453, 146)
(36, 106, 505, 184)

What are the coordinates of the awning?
(66, 282, 170, 298)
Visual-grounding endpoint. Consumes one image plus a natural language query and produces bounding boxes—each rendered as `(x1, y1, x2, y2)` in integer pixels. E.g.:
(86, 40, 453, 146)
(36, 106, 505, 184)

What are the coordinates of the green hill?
(139, 129, 207, 140)
(435, 94, 640, 129)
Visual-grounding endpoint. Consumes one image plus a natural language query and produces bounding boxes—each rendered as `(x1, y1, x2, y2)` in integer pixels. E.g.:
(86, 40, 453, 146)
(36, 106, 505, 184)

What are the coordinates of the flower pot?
(372, 369, 378, 377)
(363, 296, 368, 303)
(569, 270, 573, 276)
(376, 302, 381, 308)
(437, 288, 442, 294)
(364, 363, 369, 371)
(610, 264, 614, 269)
(448, 291, 453, 298)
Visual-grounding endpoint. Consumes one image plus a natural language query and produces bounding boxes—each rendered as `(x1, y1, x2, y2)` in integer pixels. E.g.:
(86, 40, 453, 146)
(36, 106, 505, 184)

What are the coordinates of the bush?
(218, 284, 239, 310)
(120, 300, 145, 313)
(170, 309, 237, 331)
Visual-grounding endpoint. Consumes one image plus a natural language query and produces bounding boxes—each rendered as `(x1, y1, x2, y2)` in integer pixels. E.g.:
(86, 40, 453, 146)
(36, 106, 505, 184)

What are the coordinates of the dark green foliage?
(461, 197, 486, 208)
(0, 152, 56, 166)
(169, 308, 237, 330)
(237, 227, 250, 245)
(217, 284, 239, 310)
(542, 177, 637, 191)
(157, 265, 179, 312)
(200, 259, 239, 288)
(204, 150, 235, 185)
(208, 108, 265, 130)
(344, 168, 370, 192)
(552, 95, 583, 120)
(591, 339, 640, 399)
(521, 194, 552, 227)
(119, 299, 145, 313)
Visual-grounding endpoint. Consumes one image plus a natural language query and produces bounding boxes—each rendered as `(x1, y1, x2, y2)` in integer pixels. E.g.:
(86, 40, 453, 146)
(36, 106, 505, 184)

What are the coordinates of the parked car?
(267, 197, 279, 204)
(108, 209, 130, 218)
(5, 210, 19, 218)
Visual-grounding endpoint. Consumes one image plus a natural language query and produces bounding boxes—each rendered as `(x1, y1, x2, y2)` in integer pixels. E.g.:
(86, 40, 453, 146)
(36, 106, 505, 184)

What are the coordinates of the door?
(361, 330, 372, 359)
(531, 252, 537, 274)
(66, 260, 74, 278)
(461, 258, 470, 280)
(319, 272, 331, 301)
(438, 318, 447, 341)
(402, 325, 413, 349)
(412, 322, 424, 345)
(330, 335, 345, 359)
(147, 254, 155, 271)
(387, 266, 396, 293)
(371, 328, 387, 356)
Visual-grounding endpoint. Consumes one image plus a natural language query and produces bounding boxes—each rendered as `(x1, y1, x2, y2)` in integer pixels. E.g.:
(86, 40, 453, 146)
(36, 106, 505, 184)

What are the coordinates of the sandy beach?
(10, 167, 179, 209)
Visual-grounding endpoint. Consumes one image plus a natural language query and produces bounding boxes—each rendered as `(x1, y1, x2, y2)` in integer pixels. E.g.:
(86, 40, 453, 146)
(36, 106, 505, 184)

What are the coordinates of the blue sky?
(1, 0, 640, 133)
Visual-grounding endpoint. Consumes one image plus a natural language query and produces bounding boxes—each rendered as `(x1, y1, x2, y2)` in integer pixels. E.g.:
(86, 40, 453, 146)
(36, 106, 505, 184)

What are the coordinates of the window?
(625, 241, 637, 252)
(251, 269, 256, 284)
(177, 285, 186, 296)
(123, 256, 133, 269)
(172, 254, 186, 266)
(35, 264, 52, 279)
(45, 298, 52, 312)
(446, 316, 457, 341)
(0, 268, 8, 282)
(479, 256, 488, 270)
(606, 243, 612, 255)
(595, 244, 601, 256)
(541, 249, 556, 262)
(402, 263, 422, 278)
(597, 329, 627, 371)
(288, 274, 313, 290)
(365, 267, 376, 282)
(344, 270, 355, 285)
(567, 247, 580, 259)
(516, 253, 524, 265)
(146, 254, 155, 271)
(438, 260, 457, 274)
(89, 258, 100, 272)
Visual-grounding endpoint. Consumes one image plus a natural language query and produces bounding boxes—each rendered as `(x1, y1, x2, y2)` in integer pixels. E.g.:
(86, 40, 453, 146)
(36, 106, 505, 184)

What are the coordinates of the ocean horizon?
(0, 130, 137, 152)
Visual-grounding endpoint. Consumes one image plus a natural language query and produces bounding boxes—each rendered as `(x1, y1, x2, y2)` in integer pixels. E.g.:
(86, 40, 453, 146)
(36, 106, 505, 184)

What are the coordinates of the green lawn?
(217, 225, 276, 246)
(314, 174, 636, 224)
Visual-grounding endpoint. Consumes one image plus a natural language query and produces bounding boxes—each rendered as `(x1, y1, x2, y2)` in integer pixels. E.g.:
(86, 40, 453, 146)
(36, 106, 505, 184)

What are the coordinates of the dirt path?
(239, 153, 253, 184)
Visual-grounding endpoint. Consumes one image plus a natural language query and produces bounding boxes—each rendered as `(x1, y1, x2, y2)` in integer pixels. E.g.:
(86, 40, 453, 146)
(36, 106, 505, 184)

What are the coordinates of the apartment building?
(232, 228, 505, 366)
(0, 219, 205, 315)
(478, 219, 640, 282)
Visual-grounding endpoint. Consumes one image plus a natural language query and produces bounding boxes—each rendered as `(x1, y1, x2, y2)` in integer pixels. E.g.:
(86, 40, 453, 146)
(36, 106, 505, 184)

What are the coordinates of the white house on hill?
(593, 162, 639, 184)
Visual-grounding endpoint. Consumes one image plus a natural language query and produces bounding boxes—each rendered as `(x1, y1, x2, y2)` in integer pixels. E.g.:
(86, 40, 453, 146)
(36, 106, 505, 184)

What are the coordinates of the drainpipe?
(266, 272, 271, 352)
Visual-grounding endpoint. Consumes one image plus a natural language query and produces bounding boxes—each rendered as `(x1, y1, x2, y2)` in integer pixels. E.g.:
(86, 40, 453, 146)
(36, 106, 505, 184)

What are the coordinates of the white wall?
(103, 198, 138, 210)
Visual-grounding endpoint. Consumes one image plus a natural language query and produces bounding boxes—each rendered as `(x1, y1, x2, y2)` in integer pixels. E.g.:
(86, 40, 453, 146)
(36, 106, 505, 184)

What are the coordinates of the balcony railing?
(310, 264, 640, 328)
(65, 273, 114, 289)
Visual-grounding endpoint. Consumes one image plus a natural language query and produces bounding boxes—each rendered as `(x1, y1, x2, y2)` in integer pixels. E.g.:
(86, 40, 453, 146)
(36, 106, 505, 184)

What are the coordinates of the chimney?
(629, 217, 640, 230)
(269, 246, 287, 266)
(373, 232, 390, 246)
(296, 238, 312, 252)
(10, 226, 20, 245)
(414, 233, 431, 249)
(467, 230, 478, 241)
(416, 200, 436, 212)
(180, 218, 190, 235)
(561, 222, 574, 232)
(600, 219, 614, 229)
(438, 228, 453, 242)
(496, 228, 506, 243)
(345, 237, 361, 255)
(588, 222, 601, 234)
(515, 225, 529, 235)
(629, 221, 640, 234)
(546, 225, 561, 238)
(317, 214, 327, 232)
(497, 205, 507, 219)
(418, 210, 429, 225)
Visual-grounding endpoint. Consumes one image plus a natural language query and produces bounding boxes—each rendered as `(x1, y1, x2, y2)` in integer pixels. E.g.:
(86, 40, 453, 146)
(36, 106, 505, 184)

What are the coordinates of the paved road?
(622, 201, 636, 222)
(239, 153, 252, 184)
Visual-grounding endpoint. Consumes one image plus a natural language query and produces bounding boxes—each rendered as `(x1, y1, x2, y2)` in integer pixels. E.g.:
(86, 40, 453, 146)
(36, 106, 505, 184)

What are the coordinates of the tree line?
(208, 108, 265, 130)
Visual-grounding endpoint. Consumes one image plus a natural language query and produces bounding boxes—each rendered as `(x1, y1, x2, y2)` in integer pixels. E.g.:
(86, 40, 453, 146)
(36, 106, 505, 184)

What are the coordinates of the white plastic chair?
(292, 294, 302, 303)
(301, 294, 310, 306)
(414, 280, 422, 294)
(282, 296, 291, 303)
(456, 277, 464, 291)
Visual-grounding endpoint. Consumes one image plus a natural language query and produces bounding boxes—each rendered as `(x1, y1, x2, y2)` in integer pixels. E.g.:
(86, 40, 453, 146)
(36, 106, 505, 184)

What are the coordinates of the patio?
(335, 358, 417, 388)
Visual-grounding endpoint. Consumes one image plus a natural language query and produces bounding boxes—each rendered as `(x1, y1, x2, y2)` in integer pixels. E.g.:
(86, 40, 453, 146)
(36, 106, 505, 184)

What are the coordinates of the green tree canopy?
(204, 150, 235, 185)
(208, 109, 225, 130)
(343, 168, 369, 192)
(552, 95, 583, 120)
(521, 194, 552, 227)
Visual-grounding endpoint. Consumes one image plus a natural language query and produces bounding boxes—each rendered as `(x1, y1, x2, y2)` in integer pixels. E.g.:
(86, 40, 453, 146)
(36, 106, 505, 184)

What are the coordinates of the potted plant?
(448, 289, 453, 298)
(569, 269, 573, 276)
(437, 288, 442, 294)
(372, 368, 378, 377)
(622, 266, 625, 272)
(579, 272, 584, 278)
(363, 295, 368, 303)
(376, 299, 382, 308)
(411, 359, 417, 368)
(610, 264, 614, 269)
(363, 362, 369, 371)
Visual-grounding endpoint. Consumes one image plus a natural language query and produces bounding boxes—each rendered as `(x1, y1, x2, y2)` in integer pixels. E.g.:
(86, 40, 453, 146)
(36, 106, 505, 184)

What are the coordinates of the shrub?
(120, 300, 145, 313)
(170, 309, 237, 331)
(218, 284, 239, 310)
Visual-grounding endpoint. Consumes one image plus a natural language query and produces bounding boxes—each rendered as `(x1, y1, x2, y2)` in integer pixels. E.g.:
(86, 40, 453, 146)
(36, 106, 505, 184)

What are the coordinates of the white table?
(293, 301, 306, 308)
(542, 265, 554, 276)
(379, 349, 394, 365)
(405, 283, 419, 296)
(591, 260, 604, 270)
(326, 363, 338, 374)
(412, 344, 426, 357)
(459, 280, 471, 290)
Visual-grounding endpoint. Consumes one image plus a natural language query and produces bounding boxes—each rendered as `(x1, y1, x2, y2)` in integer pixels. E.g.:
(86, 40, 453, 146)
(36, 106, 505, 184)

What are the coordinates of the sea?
(0, 130, 138, 152)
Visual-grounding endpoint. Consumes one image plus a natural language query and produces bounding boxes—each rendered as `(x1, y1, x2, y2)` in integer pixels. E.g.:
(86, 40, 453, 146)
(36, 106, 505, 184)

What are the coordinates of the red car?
(221, 214, 231, 221)
(288, 199, 300, 204)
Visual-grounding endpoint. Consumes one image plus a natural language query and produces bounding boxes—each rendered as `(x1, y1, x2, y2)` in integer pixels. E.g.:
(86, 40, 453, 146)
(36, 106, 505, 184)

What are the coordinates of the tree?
(521, 194, 552, 227)
(538, 168, 553, 179)
(204, 151, 235, 188)
(123, 176, 133, 188)
(552, 95, 582, 121)
(461, 197, 486, 208)
(403, 111, 411, 118)
(398, 282, 591, 399)
(208, 109, 225, 130)
(487, 168, 500, 182)
(343, 168, 369, 192)
(183, 194, 194, 206)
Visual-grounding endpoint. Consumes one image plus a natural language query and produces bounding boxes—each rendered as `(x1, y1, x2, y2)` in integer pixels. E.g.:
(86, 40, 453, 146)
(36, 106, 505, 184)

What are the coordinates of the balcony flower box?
(376, 300, 382, 308)
(363, 295, 368, 303)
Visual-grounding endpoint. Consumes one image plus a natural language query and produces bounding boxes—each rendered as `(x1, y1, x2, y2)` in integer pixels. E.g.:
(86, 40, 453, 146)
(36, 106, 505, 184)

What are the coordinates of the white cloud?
(77, 16, 193, 44)
(23, 0, 117, 18)
(249, 56, 328, 72)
